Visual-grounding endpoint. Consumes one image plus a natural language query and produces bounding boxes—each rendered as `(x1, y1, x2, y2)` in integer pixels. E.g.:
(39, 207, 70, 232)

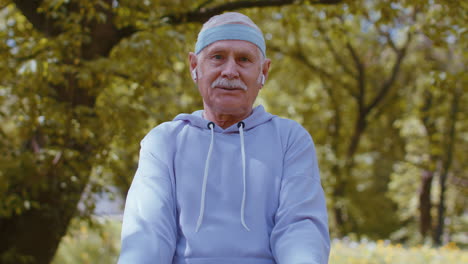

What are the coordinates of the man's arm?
(118, 133, 177, 264)
(270, 124, 330, 264)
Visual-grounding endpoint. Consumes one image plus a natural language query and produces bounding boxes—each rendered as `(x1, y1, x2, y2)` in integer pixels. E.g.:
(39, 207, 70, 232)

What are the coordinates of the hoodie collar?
(173, 105, 274, 133)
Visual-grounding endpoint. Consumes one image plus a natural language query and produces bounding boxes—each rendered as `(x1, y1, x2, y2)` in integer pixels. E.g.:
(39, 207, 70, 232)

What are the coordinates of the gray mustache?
(211, 78, 248, 91)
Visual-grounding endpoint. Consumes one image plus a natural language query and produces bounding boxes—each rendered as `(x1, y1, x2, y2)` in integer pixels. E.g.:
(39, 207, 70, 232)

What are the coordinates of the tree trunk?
(0, 140, 94, 263)
(0, 183, 87, 263)
(419, 89, 437, 243)
(332, 180, 346, 236)
(433, 86, 460, 245)
(419, 170, 433, 238)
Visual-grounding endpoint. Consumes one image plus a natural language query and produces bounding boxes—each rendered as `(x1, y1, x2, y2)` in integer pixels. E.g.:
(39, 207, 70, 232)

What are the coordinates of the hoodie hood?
(173, 105, 274, 133)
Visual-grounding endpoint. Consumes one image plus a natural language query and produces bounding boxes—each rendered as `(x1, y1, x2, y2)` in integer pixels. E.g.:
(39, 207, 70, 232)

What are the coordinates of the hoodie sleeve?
(118, 130, 177, 264)
(270, 123, 330, 264)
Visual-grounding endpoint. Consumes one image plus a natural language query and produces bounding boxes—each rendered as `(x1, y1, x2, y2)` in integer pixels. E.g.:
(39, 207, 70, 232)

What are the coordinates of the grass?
(329, 238, 467, 264)
(52, 218, 468, 264)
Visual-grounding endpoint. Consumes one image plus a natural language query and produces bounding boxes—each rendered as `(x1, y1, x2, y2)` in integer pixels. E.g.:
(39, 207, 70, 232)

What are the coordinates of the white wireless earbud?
(191, 69, 197, 80)
(261, 74, 265, 85)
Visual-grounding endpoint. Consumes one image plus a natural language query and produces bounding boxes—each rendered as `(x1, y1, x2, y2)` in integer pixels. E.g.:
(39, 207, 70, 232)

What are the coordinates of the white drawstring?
(196, 121, 250, 232)
(196, 122, 215, 232)
(238, 122, 250, 231)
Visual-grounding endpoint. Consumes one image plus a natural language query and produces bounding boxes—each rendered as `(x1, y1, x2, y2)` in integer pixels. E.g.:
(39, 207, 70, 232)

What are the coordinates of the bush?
(52, 217, 121, 264)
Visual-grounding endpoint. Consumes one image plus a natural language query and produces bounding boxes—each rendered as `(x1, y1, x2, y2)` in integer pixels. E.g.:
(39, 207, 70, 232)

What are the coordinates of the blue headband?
(195, 24, 266, 56)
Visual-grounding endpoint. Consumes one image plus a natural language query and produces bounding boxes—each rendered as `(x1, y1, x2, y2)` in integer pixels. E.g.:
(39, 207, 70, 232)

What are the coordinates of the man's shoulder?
(270, 116, 307, 133)
(268, 116, 314, 145)
(141, 119, 186, 146)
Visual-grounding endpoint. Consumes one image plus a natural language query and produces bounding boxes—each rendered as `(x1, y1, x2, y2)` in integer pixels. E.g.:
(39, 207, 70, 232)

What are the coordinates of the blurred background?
(0, 0, 466, 263)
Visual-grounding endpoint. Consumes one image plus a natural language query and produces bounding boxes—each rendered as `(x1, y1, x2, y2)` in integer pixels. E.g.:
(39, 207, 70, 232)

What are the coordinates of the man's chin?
(211, 103, 249, 114)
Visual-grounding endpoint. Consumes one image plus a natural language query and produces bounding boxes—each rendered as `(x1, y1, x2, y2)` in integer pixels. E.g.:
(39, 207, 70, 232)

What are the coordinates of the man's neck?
(203, 108, 252, 129)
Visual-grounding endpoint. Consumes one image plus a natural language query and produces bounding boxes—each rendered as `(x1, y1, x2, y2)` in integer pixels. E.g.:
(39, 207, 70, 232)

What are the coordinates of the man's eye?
(239, 57, 249, 62)
(213, 55, 223, 60)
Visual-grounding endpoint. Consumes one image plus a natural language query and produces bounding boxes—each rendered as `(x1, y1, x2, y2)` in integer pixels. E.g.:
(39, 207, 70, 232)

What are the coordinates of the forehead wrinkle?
(196, 43, 264, 67)
(204, 41, 260, 57)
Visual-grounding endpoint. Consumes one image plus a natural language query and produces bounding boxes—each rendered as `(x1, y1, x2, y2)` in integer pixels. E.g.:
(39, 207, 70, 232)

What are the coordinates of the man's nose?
(221, 57, 239, 79)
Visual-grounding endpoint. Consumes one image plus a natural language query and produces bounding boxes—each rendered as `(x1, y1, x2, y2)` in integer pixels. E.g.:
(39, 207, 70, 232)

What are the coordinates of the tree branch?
(317, 24, 356, 78)
(13, 0, 63, 37)
(346, 41, 366, 109)
(270, 45, 341, 85)
(365, 32, 412, 115)
(378, 27, 398, 53)
(196, 0, 217, 9)
(363, 11, 398, 53)
(370, 70, 412, 120)
(162, 0, 342, 24)
(14, 0, 341, 60)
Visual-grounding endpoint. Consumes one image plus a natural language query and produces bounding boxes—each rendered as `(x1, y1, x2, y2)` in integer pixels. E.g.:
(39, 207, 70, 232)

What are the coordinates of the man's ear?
(261, 58, 271, 86)
(189, 52, 198, 81)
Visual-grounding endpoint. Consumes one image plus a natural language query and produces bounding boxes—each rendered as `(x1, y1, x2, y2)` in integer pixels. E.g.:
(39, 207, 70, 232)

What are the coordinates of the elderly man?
(118, 12, 330, 264)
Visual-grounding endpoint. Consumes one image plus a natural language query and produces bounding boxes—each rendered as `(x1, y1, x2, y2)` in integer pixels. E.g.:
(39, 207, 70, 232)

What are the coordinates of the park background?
(0, 0, 466, 263)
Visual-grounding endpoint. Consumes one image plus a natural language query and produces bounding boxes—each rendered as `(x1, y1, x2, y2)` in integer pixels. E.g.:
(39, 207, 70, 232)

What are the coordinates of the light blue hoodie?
(118, 105, 330, 264)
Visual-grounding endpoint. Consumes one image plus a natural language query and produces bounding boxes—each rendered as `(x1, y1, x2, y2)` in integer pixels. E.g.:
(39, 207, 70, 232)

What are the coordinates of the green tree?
(261, 1, 414, 238)
(0, 0, 343, 263)
(1, 0, 466, 262)
(386, 1, 467, 245)
(258, 0, 466, 243)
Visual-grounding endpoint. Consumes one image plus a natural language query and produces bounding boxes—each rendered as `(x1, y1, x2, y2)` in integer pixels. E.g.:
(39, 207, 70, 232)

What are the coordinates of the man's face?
(190, 40, 270, 117)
